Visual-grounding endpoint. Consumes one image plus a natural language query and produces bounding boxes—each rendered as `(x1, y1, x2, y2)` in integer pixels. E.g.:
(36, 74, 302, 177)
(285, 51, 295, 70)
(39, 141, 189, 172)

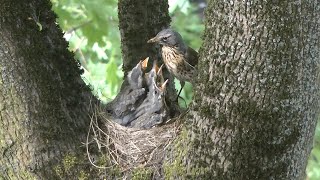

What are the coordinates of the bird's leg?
(176, 80, 185, 101)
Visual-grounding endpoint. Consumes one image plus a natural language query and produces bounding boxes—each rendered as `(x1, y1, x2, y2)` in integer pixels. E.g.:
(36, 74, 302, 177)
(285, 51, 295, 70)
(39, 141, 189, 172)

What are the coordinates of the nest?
(85, 58, 184, 177)
(86, 106, 182, 173)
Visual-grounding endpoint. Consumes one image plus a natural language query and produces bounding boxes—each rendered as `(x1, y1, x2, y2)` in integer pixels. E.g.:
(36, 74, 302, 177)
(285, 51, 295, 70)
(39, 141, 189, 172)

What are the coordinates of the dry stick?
(85, 101, 114, 169)
(97, 117, 127, 166)
(93, 121, 120, 163)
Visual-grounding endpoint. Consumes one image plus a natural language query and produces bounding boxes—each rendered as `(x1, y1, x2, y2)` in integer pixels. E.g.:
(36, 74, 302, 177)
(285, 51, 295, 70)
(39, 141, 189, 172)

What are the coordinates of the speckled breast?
(161, 46, 195, 82)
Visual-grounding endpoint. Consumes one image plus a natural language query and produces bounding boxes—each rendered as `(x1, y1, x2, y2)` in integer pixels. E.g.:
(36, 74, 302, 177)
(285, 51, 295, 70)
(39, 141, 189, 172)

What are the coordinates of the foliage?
(51, 0, 203, 105)
(51, 0, 122, 102)
(307, 117, 320, 180)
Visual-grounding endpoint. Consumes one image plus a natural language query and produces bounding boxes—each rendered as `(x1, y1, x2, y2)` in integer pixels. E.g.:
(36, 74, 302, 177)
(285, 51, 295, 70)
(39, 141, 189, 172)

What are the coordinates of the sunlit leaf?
(106, 59, 121, 94)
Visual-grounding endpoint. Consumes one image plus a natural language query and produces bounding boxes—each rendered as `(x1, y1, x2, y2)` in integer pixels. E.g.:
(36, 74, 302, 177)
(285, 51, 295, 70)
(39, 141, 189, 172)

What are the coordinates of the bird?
(128, 61, 169, 128)
(147, 28, 198, 100)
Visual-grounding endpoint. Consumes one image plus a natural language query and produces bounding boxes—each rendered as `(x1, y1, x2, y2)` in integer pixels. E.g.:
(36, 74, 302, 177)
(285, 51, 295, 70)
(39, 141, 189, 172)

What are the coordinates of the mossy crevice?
(131, 167, 153, 180)
(164, 127, 189, 178)
(53, 152, 123, 179)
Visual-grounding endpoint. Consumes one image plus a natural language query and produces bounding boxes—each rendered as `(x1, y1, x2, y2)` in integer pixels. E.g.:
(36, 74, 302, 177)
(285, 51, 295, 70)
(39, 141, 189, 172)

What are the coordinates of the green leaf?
(105, 59, 121, 94)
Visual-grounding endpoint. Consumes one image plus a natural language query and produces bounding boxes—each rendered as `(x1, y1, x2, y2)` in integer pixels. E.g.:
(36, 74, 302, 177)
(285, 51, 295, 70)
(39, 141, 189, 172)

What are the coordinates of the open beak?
(157, 64, 164, 75)
(160, 79, 169, 91)
(141, 57, 149, 71)
(147, 36, 160, 43)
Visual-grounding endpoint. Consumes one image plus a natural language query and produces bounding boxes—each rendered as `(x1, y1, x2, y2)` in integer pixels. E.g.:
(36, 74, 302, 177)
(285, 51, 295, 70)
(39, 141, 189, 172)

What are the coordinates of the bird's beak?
(141, 57, 149, 71)
(160, 79, 169, 91)
(157, 64, 164, 75)
(147, 36, 160, 43)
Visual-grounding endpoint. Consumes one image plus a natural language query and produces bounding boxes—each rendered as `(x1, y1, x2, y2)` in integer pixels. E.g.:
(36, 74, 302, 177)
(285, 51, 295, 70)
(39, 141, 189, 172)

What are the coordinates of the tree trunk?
(0, 0, 97, 178)
(165, 0, 320, 179)
(118, 0, 170, 74)
(0, 0, 175, 179)
(114, 0, 179, 120)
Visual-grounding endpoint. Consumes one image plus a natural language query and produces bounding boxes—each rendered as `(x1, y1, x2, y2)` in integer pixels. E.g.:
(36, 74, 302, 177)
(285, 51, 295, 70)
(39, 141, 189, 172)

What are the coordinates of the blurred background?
(51, 0, 204, 107)
(51, 0, 320, 179)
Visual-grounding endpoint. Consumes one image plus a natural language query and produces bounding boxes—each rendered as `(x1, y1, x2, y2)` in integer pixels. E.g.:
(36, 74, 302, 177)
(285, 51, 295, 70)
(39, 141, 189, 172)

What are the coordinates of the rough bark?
(0, 1, 97, 179)
(0, 0, 177, 179)
(165, 1, 320, 179)
(116, 0, 179, 119)
(118, 0, 170, 74)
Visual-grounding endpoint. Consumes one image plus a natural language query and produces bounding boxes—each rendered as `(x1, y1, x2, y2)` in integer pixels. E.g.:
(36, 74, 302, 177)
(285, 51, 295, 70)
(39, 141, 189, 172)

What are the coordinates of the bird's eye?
(162, 37, 168, 41)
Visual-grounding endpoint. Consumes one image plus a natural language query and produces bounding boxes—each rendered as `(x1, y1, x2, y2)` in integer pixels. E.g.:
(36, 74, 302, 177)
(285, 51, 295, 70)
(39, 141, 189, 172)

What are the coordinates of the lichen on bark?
(165, 0, 320, 179)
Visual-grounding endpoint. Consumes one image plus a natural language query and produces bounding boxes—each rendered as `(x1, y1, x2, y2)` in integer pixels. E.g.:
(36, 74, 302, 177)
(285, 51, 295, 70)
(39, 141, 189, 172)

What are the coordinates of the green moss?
(52, 152, 123, 179)
(108, 165, 122, 177)
(54, 165, 64, 179)
(79, 170, 89, 180)
(5, 169, 37, 180)
(96, 154, 108, 167)
(95, 154, 122, 178)
(164, 128, 188, 179)
(53, 153, 82, 178)
(164, 128, 212, 179)
(62, 153, 78, 171)
(131, 167, 153, 180)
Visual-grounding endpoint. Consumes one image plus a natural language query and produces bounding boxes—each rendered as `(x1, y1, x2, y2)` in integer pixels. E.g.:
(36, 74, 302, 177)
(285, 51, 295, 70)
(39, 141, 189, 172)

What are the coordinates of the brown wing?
(185, 46, 198, 67)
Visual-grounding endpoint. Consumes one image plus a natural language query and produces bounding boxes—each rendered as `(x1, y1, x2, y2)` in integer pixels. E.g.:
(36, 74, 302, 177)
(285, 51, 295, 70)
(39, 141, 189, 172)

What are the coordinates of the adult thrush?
(147, 28, 198, 99)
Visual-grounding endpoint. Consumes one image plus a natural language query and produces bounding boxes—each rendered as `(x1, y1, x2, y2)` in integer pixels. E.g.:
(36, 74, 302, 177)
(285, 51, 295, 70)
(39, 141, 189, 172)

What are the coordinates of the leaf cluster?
(52, 0, 204, 105)
(52, 0, 122, 102)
